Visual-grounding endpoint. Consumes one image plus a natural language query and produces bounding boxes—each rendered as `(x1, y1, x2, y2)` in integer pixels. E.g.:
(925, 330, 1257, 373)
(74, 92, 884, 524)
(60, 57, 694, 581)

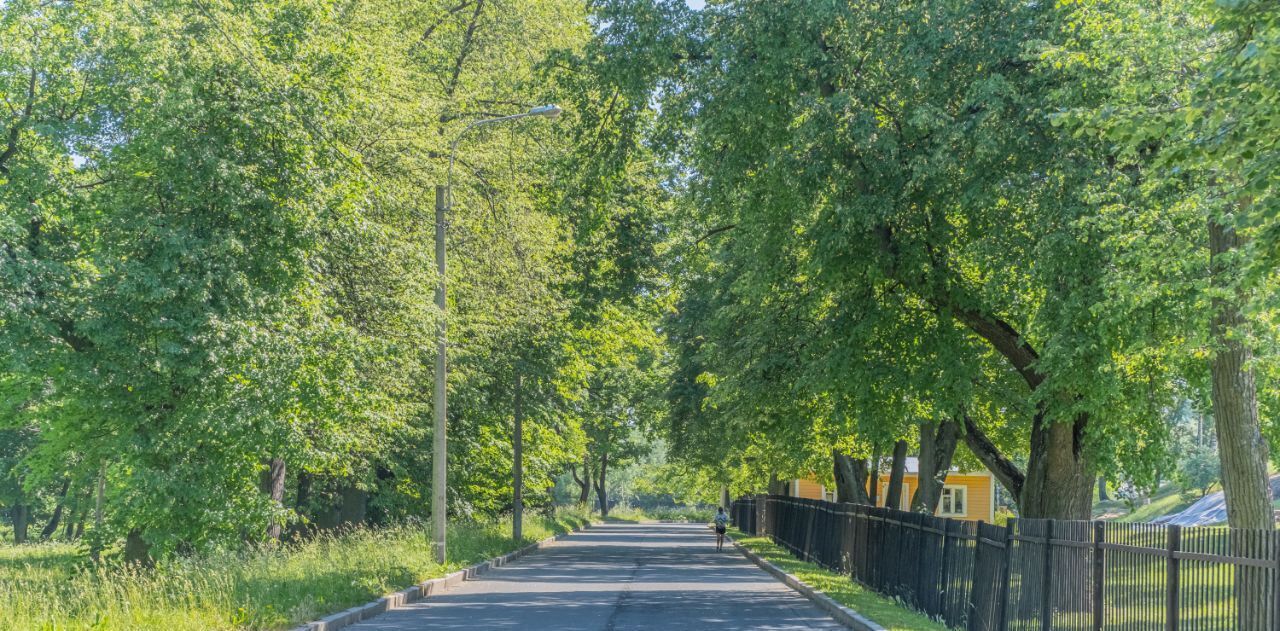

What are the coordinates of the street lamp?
(432, 104, 561, 564)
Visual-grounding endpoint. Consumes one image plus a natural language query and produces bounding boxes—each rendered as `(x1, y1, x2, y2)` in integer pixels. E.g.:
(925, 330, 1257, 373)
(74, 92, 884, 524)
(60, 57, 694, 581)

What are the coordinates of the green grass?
(0, 508, 592, 631)
(1092, 482, 1205, 523)
(729, 528, 950, 631)
(1115, 488, 1201, 524)
(602, 505, 714, 523)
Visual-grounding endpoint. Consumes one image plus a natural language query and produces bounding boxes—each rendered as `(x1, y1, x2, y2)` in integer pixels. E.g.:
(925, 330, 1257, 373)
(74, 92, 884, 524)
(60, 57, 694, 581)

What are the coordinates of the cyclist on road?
(713, 507, 730, 550)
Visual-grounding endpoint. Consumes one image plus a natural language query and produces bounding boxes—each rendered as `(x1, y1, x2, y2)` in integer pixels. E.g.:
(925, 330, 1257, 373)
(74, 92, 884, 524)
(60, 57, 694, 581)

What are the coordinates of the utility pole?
(513, 368, 524, 542)
(432, 184, 448, 564)
(430, 103, 560, 564)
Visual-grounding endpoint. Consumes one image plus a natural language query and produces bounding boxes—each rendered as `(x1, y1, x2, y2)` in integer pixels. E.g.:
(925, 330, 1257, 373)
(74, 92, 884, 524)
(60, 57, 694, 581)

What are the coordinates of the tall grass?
(0, 508, 591, 631)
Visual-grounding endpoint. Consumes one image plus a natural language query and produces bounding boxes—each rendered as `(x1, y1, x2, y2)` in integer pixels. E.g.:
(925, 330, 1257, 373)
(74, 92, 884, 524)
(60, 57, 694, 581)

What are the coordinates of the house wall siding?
(935, 474, 994, 522)
(791, 471, 995, 522)
(795, 478, 825, 500)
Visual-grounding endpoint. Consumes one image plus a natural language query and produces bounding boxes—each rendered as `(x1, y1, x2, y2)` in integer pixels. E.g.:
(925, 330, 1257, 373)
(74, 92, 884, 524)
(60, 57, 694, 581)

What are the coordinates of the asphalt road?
(345, 521, 845, 630)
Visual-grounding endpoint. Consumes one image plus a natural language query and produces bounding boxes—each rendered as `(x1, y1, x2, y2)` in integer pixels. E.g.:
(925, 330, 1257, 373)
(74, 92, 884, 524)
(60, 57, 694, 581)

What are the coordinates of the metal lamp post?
(432, 104, 562, 564)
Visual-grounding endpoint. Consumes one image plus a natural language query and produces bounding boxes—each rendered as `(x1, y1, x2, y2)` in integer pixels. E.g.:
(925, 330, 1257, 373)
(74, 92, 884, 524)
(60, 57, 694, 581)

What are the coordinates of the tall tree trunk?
(1020, 413, 1094, 519)
(867, 449, 881, 506)
(295, 472, 311, 511)
(40, 478, 71, 540)
(594, 451, 609, 517)
(63, 505, 77, 540)
(1208, 218, 1273, 529)
(261, 458, 287, 540)
(912, 419, 960, 513)
(338, 485, 367, 527)
(883, 440, 908, 510)
(39, 506, 63, 541)
(95, 472, 105, 526)
(832, 450, 870, 504)
(767, 473, 789, 496)
(90, 471, 105, 561)
(124, 529, 152, 566)
(1209, 216, 1274, 631)
(948, 295, 1094, 518)
(1097, 476, 1110, 502)
(963, 409, 1093, 520)
(11, 503, 28, 544)
(287, 472, 313, 538)
(571, 461, 591, 504)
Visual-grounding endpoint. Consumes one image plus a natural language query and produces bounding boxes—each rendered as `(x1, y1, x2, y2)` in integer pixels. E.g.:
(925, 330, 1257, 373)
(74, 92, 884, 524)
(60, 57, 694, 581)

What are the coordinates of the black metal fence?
(730, 495, 1280, 630)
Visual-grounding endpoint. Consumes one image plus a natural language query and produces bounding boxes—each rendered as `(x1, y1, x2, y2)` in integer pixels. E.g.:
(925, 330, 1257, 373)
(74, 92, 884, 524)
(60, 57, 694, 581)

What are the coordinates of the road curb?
(725, 531, 887, 631)
(291, 521, 593, 631)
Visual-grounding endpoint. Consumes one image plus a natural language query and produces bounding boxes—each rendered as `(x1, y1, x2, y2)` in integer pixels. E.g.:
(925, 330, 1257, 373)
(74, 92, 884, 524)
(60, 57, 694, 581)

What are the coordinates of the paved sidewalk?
(345, 522, 845, 630)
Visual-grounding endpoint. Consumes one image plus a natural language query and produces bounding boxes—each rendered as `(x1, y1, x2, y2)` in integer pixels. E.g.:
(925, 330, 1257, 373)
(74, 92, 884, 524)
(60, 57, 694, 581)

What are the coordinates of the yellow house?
(790, 457, 996, 522)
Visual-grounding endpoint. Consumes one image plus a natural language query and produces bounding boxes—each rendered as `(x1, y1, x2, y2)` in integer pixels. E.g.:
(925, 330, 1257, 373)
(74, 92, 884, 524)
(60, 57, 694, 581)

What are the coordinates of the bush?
(993, 508, 1016, 527)
(600, 505, 714, 523)
(1175, 443, 1220, 501)
(644, 506, 715, 523)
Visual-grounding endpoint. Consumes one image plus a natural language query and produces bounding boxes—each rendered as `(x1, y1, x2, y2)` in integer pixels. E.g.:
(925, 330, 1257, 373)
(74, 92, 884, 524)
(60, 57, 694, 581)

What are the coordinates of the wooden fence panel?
(970, 520, 1010, 631)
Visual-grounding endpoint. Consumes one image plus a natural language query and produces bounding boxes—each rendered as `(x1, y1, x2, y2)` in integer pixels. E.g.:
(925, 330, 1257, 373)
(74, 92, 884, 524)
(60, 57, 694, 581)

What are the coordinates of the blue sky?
(686, 0, 705, 9)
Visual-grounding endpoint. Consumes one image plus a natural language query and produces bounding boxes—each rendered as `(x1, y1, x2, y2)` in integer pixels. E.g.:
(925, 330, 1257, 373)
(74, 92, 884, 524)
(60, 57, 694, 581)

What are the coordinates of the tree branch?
(444, 0, 486, 98)
(962, 414, 1026, 500)
(950, 307, 1044, 390)
(874, 222, 1044, 391)
(416, 1, 476, 50)
(696, 224, 736, 245)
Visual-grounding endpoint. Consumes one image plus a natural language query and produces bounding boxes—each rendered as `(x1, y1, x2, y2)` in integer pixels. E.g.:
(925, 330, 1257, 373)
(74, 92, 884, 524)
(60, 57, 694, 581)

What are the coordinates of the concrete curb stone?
(723, 530, 887, 631)
(291, 521, 593, 631)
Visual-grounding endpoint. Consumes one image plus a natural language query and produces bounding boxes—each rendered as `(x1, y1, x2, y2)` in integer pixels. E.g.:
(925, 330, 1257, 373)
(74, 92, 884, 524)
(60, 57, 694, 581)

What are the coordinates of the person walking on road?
(713, 507, 729, 550)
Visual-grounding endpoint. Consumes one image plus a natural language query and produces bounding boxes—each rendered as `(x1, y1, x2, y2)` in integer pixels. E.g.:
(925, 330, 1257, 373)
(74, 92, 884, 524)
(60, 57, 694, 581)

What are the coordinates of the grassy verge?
(730, 528, 950, 631)
(1092, 483, 1202, 523)
(0, 508, 591, 631)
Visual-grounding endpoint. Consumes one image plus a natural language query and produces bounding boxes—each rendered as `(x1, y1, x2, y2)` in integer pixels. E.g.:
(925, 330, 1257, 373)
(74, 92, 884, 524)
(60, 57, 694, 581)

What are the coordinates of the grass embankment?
(1093, 483, 1203, 523)
(729, 528, 950, 631)
(0, 509, 591, 631)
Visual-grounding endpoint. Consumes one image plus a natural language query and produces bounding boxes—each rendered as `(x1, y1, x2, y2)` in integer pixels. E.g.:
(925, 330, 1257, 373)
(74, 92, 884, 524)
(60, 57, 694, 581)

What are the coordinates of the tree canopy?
(4, 0, 1280, 565)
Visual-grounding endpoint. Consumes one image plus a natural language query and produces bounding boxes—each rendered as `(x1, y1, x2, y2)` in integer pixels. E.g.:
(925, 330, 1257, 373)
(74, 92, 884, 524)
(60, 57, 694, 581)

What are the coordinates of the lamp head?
(528, 104, 562, 119)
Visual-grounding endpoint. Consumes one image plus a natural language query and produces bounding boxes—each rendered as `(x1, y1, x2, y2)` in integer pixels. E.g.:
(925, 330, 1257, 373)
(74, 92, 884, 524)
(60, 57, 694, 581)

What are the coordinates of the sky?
(686, 0, 705, 9)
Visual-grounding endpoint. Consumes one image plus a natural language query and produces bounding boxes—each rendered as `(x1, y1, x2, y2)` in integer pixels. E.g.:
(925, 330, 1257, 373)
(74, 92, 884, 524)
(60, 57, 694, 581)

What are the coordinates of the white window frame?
(939, 485, 968, 517)
(877, 482, 911, 510)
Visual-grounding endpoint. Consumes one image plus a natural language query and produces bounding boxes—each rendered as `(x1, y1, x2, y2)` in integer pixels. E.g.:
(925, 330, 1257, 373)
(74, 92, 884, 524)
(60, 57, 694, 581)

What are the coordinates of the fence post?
(940, 519, 953, 617)
(1041, 520, 1054, 631)
(804, 500, 816, 562)
(1166, 525, 1180, 631)
(999, 521, 1015, 631)
(1269, 529, 1280, 627)
(756, 495, 762, 536)
(1093, 521, 1105, 631)
(1273, 529, 1280, 631)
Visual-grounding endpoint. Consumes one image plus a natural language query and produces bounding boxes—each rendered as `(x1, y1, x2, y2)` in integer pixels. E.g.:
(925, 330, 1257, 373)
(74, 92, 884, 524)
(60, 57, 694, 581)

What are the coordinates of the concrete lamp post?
(432, 104, 562, 564)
